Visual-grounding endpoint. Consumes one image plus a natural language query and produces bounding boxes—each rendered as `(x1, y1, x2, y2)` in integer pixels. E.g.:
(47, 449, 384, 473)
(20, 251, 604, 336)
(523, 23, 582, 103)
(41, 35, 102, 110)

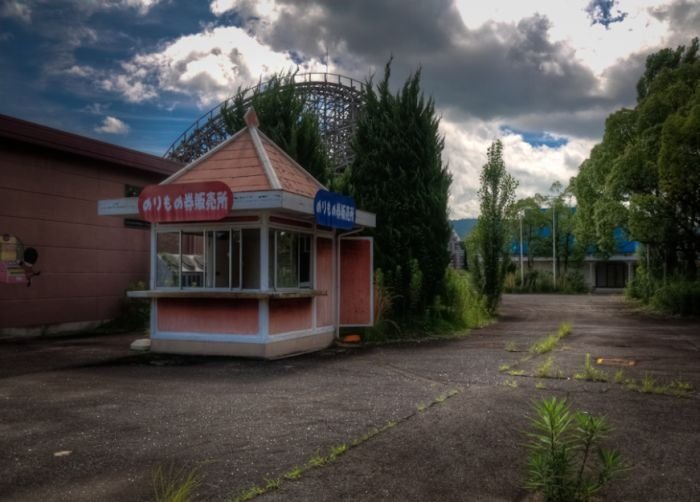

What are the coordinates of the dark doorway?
(595, 262, 627, 288)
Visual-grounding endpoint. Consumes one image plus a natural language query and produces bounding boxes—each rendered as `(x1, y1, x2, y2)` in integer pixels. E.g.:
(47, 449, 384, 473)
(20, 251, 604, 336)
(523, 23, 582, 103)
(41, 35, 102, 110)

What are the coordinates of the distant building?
(0, 114, 181, 335)
(448, 229, 465, 269)
(511, 220, 638, 290)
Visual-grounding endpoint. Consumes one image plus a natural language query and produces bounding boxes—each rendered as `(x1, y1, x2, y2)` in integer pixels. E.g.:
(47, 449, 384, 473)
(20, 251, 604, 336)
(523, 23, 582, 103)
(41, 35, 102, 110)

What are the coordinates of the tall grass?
(366, 268, 490, 342)
(153, 464, 201, 502)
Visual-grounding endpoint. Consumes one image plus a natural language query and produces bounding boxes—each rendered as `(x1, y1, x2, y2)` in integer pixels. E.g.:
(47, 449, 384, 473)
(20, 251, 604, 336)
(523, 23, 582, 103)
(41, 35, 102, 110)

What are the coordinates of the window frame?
(155, 222, 257, 292)
(269, 227, 314, 291)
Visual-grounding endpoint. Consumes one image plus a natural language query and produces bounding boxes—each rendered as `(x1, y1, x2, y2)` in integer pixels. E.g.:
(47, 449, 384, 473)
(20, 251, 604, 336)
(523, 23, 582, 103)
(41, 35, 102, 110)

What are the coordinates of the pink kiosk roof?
(161, 108, 325, 199)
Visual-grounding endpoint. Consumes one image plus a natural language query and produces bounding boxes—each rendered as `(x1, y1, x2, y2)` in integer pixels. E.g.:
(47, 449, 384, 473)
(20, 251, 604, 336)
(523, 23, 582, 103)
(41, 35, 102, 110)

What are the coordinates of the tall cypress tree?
(472, 140, 518, 314)
(350, 61, 452, 318)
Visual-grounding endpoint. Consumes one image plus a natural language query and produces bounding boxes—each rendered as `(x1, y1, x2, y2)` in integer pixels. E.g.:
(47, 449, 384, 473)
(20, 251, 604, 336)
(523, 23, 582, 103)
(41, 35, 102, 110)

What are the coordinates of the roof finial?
(244, 107, 259, 128)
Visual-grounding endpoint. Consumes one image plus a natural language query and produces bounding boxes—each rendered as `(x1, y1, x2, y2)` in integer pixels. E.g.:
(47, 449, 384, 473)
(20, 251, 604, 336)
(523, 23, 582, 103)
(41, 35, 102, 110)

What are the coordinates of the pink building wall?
(0, 115, 179, 332)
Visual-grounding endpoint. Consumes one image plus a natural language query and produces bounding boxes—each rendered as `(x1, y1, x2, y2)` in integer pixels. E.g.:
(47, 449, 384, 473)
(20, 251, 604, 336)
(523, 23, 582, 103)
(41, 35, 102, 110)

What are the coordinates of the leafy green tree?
(472, 140, 518, 313)
(221, 71, 332, 186)
(571, 38, 700, 280)
(349, 61, 451, 318)
(512, 184, 579, 287)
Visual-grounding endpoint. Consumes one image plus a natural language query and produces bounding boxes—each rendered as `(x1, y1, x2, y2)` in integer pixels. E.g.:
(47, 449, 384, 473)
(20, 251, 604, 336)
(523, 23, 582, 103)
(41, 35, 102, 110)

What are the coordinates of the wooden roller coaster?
(164, 73, 365, 173)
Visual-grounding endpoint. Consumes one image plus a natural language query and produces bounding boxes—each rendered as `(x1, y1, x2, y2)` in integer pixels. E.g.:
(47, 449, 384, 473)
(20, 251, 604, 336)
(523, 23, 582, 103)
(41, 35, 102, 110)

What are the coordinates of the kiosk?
(98, 109, 375, 358)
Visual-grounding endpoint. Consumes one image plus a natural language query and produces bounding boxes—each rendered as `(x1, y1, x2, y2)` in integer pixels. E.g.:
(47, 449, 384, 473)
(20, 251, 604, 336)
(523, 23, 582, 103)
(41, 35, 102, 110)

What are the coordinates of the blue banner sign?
(314, 190, 356, 229)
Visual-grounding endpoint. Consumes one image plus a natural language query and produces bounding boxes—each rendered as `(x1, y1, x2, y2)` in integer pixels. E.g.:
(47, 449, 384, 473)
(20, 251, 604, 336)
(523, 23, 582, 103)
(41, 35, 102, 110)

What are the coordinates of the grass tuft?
(153, 464, 201, 502)
(529, 322, 573, 354)
(505, 341, 518, 352)
(503, 378, 519, 388)
(534, 355, 564, 379)
(574, 353, 608, 382)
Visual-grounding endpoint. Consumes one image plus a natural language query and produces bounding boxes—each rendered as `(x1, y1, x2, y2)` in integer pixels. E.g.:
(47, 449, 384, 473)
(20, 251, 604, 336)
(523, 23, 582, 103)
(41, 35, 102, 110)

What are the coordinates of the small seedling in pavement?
(529, 322, 573, 354)
(499, 363, 511, 372)
(535, 381, 546, 390)
(503, 378, 519, 388)
(574, 353, 609, 382)
(505, 341, 518, 352)
(535, 355, 563, 379)
(524, 397, 627, 501)
(614, 369, 625, 384)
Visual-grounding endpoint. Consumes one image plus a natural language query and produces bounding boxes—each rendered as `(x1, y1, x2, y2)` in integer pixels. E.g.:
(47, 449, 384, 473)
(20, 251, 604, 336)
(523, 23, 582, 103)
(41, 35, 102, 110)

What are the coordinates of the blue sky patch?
(500, 126, 569, 148)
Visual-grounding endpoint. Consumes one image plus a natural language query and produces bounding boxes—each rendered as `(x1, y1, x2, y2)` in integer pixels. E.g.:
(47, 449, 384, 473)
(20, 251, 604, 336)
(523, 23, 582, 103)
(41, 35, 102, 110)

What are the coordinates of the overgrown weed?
(574, 354, 609, 382)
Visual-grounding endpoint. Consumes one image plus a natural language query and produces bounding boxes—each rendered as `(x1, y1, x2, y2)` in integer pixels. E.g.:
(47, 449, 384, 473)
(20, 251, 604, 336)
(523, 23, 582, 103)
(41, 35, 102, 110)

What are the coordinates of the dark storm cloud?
(239, 0, 640, 137)
(649, 0, 700, 43)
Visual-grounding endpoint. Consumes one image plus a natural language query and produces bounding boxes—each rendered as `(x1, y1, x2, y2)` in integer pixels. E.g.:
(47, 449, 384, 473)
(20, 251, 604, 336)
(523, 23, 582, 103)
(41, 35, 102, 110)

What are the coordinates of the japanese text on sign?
(314, 190, 356, 230)
(138, 181, 232, 223)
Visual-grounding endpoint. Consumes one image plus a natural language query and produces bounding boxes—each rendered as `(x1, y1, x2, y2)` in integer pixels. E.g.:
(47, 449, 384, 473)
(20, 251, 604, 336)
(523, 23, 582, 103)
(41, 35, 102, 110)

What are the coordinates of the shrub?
(524, 397, 627, 502)
(651, 279, 700, 316)
(438, 268, 489, 329)
(625, 267, 655, 303)
(560, 270, 587, 294)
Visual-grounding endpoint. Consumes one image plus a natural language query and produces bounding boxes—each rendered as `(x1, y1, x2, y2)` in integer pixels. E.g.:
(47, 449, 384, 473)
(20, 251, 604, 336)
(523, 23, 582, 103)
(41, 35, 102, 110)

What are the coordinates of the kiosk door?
(339, 237, 374, 327)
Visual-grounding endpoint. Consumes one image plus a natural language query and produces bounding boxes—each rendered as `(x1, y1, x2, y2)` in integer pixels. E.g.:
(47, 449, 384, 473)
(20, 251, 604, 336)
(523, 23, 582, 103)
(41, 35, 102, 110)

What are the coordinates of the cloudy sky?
(1, 0, 698, 217)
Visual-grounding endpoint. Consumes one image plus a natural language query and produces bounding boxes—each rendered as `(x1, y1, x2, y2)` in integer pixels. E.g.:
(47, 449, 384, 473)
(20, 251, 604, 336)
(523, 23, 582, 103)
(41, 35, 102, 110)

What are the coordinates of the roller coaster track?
(164, 73, 365, 173)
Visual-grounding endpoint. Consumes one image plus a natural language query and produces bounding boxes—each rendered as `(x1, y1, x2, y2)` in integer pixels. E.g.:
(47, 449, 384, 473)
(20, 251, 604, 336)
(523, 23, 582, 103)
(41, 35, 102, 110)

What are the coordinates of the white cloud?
(0, 1, 31, 22)
(100, 26, 321, 107)
(454, 0, 667, 75)
(441, 116, 595, 218)
(115, 0, 162, 14)
(63, 65, 97, 78)
(95, 116, 130, 134)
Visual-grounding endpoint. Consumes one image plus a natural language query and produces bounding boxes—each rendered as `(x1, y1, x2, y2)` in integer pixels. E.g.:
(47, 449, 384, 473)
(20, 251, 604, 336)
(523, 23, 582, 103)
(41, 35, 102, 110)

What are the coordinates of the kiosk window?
(156, 231, 180, 287)
(155, 227, 261, 290)
(181, 231, 204, 288)
(242, 228, 260, 289)
(205, 230, 240, 288)
(269, 230, 312, 289)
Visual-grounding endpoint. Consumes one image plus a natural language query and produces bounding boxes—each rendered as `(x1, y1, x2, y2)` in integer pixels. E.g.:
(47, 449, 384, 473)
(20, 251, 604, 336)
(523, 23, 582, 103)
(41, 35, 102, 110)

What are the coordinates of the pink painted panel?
(157, 298, 259, 334)
(339, 238, 373, 326)
(0, 143, 162, 330)
(0, 296, 100, 327)
(269, 298, 312, 334)
(315, 238, 333, 326)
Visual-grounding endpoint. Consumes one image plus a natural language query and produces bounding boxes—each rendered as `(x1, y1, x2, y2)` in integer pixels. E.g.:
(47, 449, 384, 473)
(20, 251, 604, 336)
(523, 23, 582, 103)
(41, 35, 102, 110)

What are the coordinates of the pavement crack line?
(231, 387, 463, 502)
(380, 363, 449, 387)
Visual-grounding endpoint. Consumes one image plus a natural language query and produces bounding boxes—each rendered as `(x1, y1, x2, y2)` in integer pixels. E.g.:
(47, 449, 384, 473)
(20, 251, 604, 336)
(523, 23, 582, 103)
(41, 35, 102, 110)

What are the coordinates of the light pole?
(519, 210, 524, 288)
(552, 202, 557, 288)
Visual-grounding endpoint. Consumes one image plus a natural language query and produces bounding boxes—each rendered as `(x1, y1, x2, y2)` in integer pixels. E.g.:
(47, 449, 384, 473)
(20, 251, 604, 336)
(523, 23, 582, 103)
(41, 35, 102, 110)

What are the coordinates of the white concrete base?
(151, 330, 335, 359)
(130, 338, 151, 351)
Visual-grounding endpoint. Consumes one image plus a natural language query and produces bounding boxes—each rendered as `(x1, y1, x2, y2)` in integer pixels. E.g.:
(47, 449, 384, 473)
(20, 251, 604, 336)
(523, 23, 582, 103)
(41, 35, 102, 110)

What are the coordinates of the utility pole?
(519, 210, 524, 287)
(552, 203, 556, 288)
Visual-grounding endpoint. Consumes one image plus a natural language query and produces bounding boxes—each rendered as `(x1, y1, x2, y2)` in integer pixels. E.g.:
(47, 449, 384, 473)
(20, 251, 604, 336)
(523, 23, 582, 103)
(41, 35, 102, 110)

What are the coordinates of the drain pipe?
(335, 226, 365, 341)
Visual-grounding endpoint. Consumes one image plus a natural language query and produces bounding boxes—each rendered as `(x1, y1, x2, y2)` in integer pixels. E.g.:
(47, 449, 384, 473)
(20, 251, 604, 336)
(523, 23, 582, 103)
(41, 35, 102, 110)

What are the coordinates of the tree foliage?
(512, 183, 580, 285)
(571, 38, 700, 280)
(349, 61, 452, 319)
(220, 71, 332, 186)
(471, 140, 518, 313)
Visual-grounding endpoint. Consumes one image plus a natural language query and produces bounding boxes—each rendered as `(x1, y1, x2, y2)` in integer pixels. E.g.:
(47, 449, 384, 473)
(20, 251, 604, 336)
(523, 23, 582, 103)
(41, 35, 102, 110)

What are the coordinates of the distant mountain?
(451, 218, 478, 239)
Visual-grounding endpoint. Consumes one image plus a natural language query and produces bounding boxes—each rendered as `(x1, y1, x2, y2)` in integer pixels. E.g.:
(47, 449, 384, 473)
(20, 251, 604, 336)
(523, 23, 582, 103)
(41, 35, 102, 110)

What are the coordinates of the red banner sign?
(138, 182, 233, 223)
